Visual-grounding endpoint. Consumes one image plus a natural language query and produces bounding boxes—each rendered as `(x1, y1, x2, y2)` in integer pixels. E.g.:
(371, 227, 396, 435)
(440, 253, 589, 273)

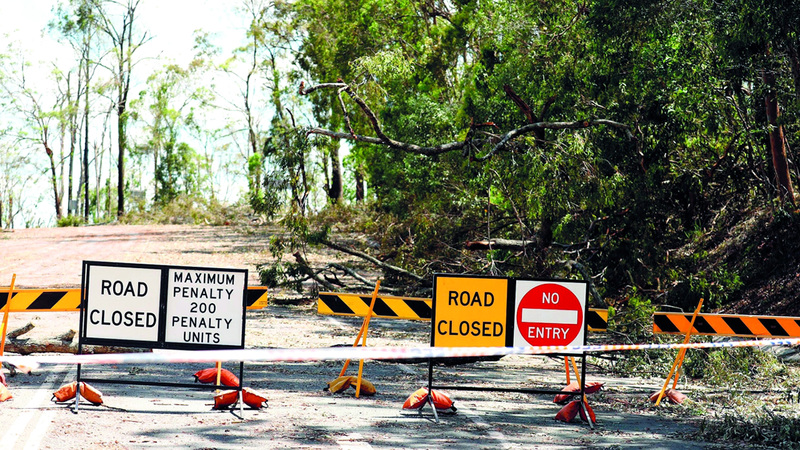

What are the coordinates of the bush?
(57, 215, 84, 227)
(698, 407, 800, 449)
(683, 347, 787, 388)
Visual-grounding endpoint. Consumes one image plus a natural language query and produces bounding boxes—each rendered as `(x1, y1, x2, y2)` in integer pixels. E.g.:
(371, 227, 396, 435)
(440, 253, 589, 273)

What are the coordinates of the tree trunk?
(47, 145, 63, 220)
(4, 323, 148, 355)
(83, 55, 91, 222)
(763, 69, 797, 207)
(328, 141, 343, 204)
(117, 103, 126, 217)
(355, 165, 365, 202)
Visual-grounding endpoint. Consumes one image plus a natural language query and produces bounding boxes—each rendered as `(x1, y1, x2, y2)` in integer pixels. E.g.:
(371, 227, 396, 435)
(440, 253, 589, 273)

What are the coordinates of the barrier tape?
(318, 293, 609, 332)
(3, 337, 799, 368)
(0, 287, 269, 311)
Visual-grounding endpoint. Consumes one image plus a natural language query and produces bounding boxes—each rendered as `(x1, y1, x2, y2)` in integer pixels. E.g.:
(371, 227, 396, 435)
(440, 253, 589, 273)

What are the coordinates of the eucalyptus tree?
(134, 61, 214, 204)
(286, 1, 641, 288)
(710, 0, 800, 208)
(91, 0, 149, 218)
(0, 47, 68, 221)
(51, 0, 101, 221)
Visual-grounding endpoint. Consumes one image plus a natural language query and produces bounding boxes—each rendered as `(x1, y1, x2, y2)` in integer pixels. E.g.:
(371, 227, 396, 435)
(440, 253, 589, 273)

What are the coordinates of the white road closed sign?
(81, 261, 247, 350)
(165, 268, 245, 346)
(84, 265, 162, 342)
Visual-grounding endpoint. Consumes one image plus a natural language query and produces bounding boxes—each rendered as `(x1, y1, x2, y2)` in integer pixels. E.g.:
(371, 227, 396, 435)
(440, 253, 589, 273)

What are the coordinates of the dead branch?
(5, 327, 149, 355)
(8, 322, 34, 338)
(293, 251, 337, 290)
(319, 239, 426, 283)
(327, 262, 372, 286)
(464, 239, 537, 251)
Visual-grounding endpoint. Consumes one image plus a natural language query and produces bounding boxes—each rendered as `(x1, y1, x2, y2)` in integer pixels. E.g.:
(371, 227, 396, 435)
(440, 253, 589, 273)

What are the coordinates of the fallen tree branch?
(5, 327, 149, 356)
(327, 262, 372, 286)
(464, 239, 537, 251)
(8, 322, 35, 339)
(293, 251, 336, 290)
(319, 239, 426, 283)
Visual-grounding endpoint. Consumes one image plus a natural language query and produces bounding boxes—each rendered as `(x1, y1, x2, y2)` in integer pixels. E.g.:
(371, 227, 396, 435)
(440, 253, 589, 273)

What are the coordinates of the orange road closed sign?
(432, 275, 509, 347)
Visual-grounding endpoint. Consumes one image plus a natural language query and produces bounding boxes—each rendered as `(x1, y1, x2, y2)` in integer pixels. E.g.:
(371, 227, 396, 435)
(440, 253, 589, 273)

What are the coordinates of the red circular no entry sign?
(516, 283, 583, 346)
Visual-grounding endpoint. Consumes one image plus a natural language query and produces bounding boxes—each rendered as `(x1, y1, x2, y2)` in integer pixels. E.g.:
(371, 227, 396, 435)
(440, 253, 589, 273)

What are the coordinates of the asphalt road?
(0, 225, 735, 449)
(1, 305, 730, 450)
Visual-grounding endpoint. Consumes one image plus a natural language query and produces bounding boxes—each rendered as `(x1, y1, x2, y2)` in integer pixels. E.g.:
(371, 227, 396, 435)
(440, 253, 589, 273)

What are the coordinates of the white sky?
(0, 1, 256, 226)
(0, 1, 243, 64)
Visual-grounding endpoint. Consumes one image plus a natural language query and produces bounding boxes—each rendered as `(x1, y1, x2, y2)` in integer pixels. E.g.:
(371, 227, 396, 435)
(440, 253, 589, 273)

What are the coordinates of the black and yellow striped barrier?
(654, 312, 800, 337)
(0, 287, 270, 312)
(318, 292, 610, 332)
(318, 292, 433, 321)
(0, 288, 82, 312)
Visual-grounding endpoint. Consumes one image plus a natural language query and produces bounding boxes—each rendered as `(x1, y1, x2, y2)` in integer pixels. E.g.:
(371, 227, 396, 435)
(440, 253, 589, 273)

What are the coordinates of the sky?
(0, 1, 259, 226)
(0, 1, 243, 66)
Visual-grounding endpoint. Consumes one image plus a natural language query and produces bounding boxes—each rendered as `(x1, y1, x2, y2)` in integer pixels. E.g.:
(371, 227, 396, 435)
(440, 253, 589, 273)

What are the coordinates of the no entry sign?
(513, 280, 587, 352)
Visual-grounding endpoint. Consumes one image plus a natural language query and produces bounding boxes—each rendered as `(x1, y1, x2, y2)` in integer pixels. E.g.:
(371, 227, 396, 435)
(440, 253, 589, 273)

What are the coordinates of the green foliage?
(154, 142, 202, 205)
(605, 294, 673, 376)
(122, 195, 247, 226)
(256, 261, 306, 293)
(56, 214, 84, 227)
(683, 347, 786, 388)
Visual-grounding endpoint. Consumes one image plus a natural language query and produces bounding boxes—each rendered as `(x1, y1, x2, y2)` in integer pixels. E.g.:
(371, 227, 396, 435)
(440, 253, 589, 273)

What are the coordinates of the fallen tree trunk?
(293, 252, 336, 290)
(3, 322, 150, 355)
(4, 340, 151, 355)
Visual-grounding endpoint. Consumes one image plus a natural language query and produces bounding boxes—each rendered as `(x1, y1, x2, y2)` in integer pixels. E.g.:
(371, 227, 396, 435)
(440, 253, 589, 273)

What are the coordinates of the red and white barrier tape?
(2, 337, 800, 369)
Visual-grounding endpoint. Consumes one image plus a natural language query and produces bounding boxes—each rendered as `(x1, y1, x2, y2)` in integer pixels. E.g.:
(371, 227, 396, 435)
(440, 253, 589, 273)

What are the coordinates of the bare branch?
(300, 80, 632, 159)
(465, 239, 537, 251)
(319, 238, 426, 283)
(475, 119, 633, 162)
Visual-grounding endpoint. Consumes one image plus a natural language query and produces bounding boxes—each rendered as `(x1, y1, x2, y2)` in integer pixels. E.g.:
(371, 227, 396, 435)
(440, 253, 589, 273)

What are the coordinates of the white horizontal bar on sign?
(521, 308, 578, 325)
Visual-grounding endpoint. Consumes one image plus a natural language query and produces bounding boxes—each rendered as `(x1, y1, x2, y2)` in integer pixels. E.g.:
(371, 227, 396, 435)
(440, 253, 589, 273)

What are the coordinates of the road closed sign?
(84, 265, 162, 343)
(432, 275, 509, 348)
(81, 261, 247, 350)
(513, 280, 587, 352)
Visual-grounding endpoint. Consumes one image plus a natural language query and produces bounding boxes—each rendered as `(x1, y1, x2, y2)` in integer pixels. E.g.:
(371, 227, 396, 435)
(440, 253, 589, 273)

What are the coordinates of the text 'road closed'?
(433, 277, 509, 348)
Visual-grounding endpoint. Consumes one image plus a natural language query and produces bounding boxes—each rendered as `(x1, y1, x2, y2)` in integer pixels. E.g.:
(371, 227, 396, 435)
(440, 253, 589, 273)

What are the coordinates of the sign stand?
(74, 261, 248, 415)
(427, 274, 590, 425)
